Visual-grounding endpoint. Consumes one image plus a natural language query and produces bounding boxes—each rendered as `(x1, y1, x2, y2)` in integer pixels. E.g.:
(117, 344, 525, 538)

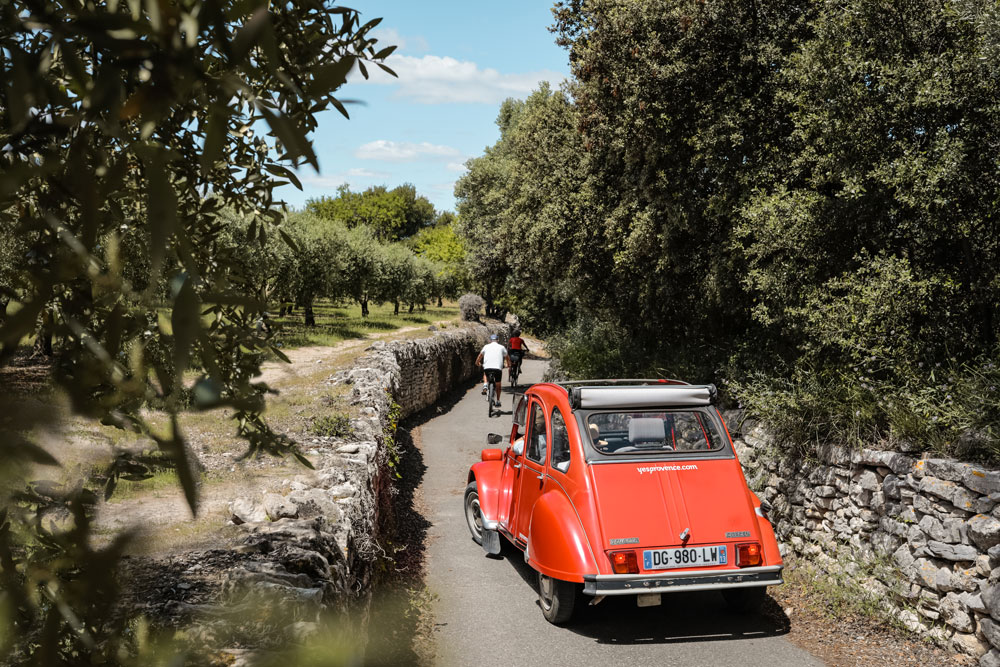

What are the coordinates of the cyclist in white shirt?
(476, 334, 509, 405)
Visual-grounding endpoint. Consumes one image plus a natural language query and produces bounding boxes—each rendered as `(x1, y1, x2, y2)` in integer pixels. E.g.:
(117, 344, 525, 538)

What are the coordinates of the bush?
(310, 414, 354, 438)
(458, 293, 484, 321)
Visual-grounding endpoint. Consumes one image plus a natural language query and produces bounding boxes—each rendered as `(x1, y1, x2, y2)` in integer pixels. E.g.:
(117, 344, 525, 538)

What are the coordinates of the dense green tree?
(458, 0, 1000, 453)
(408, 220, 468, 303)
(306, 182, 436, 240)
(456, 85, 586, 329)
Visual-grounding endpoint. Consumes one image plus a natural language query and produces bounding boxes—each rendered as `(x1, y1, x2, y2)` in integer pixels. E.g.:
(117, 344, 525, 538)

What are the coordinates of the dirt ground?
(768, 567, 970, 666)
(3, 319, 461, 559)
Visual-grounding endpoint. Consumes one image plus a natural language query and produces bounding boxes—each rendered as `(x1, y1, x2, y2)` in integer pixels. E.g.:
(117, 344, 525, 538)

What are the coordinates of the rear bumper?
(582, 565, 783, 596)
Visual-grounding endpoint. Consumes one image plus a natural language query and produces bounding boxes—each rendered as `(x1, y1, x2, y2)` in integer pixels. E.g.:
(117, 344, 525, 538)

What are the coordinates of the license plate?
(642, 545, 727, 570)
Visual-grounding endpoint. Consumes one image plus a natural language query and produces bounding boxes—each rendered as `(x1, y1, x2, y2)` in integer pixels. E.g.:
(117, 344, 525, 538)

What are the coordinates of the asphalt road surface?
(416, 355, 825, 667)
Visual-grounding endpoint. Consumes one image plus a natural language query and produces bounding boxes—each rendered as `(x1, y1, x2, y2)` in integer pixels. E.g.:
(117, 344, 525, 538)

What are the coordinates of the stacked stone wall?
(730, 412, 1000, 665)
(222, 321, 508, 651)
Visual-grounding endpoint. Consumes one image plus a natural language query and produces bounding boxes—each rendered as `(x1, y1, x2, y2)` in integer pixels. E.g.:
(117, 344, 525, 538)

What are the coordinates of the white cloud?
(354, 54, 565, 105)
(445, 161, 468, 173)
(355, 140, 461, 162)
(370, 27, 429, 54)
(302, 167, 390, 189)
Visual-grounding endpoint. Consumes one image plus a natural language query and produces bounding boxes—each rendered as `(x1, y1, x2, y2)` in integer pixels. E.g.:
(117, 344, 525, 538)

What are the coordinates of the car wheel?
(723, 586, 766, 613)
(538, 572, 579, 625)
(464, 481, 484, 545)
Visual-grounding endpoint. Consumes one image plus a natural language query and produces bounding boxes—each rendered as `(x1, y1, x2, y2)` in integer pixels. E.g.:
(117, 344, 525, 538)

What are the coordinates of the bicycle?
(485, 379, 500, 417)
(509, 353, 522, 388)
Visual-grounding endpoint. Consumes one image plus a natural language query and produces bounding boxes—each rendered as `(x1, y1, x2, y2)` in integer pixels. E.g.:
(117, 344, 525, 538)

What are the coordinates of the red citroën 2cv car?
(464, 380, 783, 624)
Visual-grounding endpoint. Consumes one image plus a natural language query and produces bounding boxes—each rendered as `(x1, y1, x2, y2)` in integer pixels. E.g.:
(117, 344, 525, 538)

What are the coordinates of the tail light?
(736, 542, 762, 567)
(608, 550, 639, 574)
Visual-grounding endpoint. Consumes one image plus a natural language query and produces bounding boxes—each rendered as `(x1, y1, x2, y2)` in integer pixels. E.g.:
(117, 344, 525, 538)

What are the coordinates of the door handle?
(512, 463, 521, 469)
(536, 474, 544, 481)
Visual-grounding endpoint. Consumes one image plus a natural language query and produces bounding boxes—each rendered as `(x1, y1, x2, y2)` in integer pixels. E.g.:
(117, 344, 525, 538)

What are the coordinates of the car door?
(497, 396, 528, 533)
(514, 399, 548, 545)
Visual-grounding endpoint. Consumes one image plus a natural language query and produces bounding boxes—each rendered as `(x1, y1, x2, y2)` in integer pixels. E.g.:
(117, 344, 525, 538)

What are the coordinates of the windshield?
(586, 410, 725, 455)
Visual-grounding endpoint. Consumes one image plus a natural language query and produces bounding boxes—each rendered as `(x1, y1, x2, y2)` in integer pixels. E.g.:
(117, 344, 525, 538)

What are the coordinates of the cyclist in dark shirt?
(508, 332, 529, 380)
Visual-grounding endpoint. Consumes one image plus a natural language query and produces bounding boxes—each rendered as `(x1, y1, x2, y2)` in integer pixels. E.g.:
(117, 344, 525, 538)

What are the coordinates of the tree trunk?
(437, 295, 443, 307)
(304, 304, 316, 327)
(393, 300, 400, 316)
(0, 297, 8, 323)
(408, 302, 414, 314)
(360, 297, 369, 318)
(278, 305, 287, 317)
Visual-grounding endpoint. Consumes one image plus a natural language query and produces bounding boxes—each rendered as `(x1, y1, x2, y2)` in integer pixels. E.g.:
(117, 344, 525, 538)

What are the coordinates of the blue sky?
(282, 1, 571, 213)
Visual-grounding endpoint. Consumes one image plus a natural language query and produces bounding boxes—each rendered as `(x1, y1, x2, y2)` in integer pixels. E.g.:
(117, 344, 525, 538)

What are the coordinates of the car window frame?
(525, 399, 548, 465)
(574, 407, 734, 463)
(549, 405, 572, 474)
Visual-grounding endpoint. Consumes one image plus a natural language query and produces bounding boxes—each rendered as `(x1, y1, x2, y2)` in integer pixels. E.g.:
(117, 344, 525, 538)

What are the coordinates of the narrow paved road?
(416, 356, 824, 667)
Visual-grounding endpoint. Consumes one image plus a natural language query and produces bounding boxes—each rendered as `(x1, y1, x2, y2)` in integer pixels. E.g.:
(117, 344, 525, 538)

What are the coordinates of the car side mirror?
(487, 432, 503, 445)
(511, 437, 524, 457)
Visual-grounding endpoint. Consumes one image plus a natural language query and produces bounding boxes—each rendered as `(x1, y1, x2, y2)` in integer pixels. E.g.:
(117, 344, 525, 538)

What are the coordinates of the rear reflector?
(609, 550, 639, 574)
(736, 542, 762, 567)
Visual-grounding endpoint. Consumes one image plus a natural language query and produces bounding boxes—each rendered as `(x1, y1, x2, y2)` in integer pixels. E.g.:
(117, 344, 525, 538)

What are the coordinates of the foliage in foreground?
(457, 0, 1000, 458)
(0, 0, 395, 662)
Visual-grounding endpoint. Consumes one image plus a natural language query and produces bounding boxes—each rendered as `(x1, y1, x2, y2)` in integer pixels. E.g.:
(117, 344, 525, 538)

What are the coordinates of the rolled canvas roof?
(574, 385, 715, 409)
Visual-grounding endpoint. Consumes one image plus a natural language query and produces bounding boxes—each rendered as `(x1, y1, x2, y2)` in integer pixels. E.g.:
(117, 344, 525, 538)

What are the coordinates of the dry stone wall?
(729, 412, 1000, 665)
(222, 322, 508, 649)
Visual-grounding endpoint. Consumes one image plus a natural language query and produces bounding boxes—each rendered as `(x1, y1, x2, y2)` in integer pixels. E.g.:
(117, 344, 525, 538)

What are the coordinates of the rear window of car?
(586, 410, 724, 455)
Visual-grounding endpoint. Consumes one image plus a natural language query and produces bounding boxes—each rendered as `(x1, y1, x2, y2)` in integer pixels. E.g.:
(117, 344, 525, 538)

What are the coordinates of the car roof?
(524, 380, 718, 410)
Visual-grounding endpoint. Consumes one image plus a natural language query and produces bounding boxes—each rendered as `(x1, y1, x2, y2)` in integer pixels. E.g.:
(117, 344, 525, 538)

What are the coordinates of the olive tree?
(0, 0, 395, 661)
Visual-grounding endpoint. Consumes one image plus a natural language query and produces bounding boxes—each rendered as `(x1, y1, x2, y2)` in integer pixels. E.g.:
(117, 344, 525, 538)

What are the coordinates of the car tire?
(464, 481, 484, 545)
(538, 572, 579, 625)
(722, 586, 766, 613)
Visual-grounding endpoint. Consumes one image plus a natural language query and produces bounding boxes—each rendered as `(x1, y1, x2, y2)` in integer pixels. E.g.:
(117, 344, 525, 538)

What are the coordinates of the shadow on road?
(493, 541, 791, 646)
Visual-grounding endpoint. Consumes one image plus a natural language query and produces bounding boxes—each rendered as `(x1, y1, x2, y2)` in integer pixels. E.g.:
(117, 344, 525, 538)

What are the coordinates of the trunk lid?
(589, 457, 760, 551)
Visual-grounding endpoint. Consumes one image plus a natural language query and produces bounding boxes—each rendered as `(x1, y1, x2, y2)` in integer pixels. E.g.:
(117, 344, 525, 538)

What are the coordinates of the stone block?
(920, 475, 980, 512)
(981, 649, 1000, 667)
(919, 515, 949, 542)
(961, 591, 988, 614)
(880, 516, 908, 537)
(967, 469, 1000, 497)
(953, 567, 984, 593)
(982, 584, 1000, 620)
(925, 458, 975, 483)
(230, 498, 269, 524)
(263, 493, 298, 521)
(953, 631, 990, 658)
(288, 488, 342, 521)
(814, 497, 836, 510)
(908, 524, 928, 550)
(941, 592, 976, 633)
(983, 618, 1000, 651)
(855, 449, 916, 475)
(883, 474, 902, 499)
(927, 540, 980, 562)
(894, 544, 916, 571)
(855, 469, 880, 492)
(909, 557, 948, 590)
(970, 514, 1000, 551)
(898, 609, 927, 633)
